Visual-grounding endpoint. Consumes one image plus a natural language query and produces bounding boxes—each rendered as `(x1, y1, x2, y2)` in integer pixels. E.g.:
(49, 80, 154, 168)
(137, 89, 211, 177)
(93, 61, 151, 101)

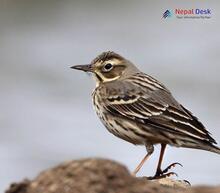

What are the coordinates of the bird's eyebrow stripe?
(91, 51, 124, 64)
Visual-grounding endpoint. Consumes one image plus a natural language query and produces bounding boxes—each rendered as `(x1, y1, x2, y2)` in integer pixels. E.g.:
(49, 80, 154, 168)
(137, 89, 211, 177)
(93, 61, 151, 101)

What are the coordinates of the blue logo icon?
(162, 10, 172, 18)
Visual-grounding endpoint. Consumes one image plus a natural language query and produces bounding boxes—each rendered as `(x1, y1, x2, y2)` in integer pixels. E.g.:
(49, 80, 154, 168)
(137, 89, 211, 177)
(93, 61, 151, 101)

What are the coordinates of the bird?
(71, 51, 220, 179)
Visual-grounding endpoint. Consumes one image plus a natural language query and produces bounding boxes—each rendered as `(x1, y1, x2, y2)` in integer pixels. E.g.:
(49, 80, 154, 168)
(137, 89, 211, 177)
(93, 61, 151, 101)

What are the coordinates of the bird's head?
(71, 51, 139, 85)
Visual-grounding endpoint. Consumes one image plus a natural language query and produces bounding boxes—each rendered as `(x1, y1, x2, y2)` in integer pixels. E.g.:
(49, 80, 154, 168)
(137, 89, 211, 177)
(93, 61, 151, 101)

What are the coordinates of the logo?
(162, 10, 172, 18)
(162, 8, 212, 19)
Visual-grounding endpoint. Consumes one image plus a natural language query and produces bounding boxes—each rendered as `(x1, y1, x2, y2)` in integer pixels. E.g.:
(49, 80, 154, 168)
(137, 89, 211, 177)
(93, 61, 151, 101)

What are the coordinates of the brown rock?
(5, 158, 220, 193)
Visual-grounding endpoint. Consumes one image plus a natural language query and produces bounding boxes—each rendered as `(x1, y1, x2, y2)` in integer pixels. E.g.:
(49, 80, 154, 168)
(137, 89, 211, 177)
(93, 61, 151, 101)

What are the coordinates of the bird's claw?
(183, 180, 191, 186)
(162, 162, 183, 174)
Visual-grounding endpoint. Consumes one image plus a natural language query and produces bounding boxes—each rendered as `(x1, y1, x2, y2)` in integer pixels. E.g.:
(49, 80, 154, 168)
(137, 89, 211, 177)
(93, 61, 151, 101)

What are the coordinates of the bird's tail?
(204, 144, 220, 154)
(184, 142, 220, 155)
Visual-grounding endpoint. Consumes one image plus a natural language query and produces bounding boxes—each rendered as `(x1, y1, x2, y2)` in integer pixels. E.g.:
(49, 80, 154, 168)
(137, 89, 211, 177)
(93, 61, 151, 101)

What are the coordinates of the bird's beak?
(70, 64, 93, 72)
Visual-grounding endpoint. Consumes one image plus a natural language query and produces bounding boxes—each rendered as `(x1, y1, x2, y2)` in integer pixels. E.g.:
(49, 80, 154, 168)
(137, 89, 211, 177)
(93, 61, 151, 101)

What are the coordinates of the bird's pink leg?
(132, 153, 151, 175)
(133, 144, 154, 176)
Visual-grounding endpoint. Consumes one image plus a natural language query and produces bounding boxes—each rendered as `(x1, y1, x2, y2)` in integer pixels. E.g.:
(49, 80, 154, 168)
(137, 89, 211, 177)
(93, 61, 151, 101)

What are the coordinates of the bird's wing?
(102, 75, 216, 144)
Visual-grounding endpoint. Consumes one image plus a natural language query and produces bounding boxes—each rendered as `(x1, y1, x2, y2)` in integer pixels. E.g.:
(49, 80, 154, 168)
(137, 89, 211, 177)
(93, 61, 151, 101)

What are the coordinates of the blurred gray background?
(0, 0, 220, 192)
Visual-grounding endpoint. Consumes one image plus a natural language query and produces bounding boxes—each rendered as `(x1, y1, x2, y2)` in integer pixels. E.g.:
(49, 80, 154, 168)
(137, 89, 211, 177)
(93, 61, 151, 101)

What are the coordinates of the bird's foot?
(147, 162, 182, 180)
(147, 172, 177, 180)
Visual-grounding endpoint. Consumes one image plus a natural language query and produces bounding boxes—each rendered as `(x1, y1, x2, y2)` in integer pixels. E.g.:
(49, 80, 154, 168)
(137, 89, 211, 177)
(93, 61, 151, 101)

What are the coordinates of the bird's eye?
(103, 63, 113, 71)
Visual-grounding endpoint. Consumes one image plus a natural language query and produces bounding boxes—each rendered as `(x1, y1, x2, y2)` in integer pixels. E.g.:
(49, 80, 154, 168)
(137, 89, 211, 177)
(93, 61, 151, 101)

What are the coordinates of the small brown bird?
(71, 51, 220, 179)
